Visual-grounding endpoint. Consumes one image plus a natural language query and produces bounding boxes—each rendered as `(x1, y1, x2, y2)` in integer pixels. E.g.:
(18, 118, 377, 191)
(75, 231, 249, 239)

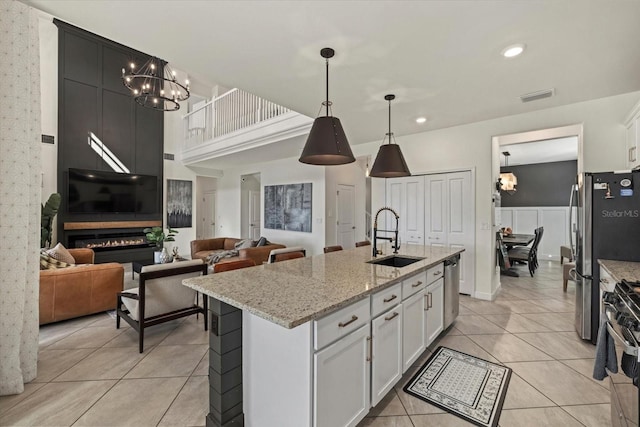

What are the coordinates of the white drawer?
(426, 263, 444, 285)
(314, 297, 370, 351)
(371, 282, 402, 317)
(402, 271, 427, 299)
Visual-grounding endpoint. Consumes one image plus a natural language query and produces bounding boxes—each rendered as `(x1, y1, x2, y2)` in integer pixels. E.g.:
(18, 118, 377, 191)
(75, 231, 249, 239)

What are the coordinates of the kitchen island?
(183, 244, 464, 427)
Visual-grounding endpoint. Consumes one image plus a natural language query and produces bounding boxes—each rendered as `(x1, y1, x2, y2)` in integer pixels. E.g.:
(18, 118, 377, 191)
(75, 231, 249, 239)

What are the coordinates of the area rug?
(403, 346, 511, 427)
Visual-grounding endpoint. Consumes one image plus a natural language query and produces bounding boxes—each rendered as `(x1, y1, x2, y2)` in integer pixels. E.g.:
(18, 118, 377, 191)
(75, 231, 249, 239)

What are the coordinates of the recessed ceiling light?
(502, 44, 525, 58)
(416, 117, 427, 124)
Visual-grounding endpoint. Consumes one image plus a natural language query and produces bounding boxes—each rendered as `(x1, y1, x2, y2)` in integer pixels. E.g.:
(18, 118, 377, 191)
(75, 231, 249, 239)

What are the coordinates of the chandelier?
(499, 151, 517, 194)
(121, 57, 190, 111)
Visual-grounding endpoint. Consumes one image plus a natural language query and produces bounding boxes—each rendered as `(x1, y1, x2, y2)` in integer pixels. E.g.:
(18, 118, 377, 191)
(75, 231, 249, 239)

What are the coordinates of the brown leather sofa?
(39, 248, 124, 325)
(190, 237, 285, 265)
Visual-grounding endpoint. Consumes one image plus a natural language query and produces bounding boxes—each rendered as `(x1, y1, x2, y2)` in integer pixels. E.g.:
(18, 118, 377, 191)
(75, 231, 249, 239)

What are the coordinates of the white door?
(386, 177, 424, 245)
(425, 175, 447, 247)
(202, 191, 216, 239)
(445, 171, 474, 295)
(248, 190, 261, 240)
(402, 291, 426, 373)
(314, 324, 370, 427)
(425, 278, 444, 346)
(337, 184, 356, 248)
(371, 306, 403, 406)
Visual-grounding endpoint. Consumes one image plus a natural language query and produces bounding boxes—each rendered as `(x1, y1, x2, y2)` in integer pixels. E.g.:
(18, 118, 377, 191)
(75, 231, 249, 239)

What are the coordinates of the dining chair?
(116, 260, 208, 353)
(323, 245, 343, 253)
(508, 227, 544, 277)
(355, 240, 371, 247)
(268, 246, 306, 263)
(213, 258, 256, 273)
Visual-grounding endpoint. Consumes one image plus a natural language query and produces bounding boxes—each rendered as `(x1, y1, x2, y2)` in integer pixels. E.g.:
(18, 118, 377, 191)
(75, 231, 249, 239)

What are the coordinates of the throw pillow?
(40, 251, 74, 270)
(234, 239, 254, 250)
(256, 237, 269, 247)
(45, 243, 76, 264)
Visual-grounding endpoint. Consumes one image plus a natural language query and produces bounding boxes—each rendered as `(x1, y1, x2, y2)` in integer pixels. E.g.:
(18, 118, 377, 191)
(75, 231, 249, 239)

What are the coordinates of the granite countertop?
(183, 244, 463, 329)
(598, 259, 640, 282)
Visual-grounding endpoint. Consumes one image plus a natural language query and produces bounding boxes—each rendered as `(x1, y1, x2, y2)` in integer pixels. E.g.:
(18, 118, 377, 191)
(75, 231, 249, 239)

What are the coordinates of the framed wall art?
(264, 183, 312, 233)
(167, 179, 192, 228)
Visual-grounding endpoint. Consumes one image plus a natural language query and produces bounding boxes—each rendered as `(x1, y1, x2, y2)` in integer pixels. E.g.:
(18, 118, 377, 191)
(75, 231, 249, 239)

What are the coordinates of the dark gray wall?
(500, 160, 576, 207)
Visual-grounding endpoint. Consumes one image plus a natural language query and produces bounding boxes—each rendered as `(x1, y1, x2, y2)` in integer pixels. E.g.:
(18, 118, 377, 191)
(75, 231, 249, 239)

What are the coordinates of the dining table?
(502, 233, 535, 247)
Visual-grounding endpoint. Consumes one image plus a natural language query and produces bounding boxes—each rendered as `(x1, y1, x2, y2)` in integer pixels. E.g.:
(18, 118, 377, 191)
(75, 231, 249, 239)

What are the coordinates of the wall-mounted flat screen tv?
(68, 168, 158, 214)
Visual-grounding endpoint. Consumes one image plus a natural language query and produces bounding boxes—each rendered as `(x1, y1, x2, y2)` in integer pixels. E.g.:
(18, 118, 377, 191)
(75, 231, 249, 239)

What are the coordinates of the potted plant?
(41, 193, 61, 248)
(143, 226, 178, 263)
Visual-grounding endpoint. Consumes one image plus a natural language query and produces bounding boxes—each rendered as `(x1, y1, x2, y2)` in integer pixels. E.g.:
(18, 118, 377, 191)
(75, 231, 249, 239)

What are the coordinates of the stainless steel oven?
(603, 280, 640, 426)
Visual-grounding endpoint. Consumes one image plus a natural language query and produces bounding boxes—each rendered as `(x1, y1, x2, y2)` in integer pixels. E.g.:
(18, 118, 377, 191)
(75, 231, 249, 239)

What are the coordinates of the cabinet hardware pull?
(385, 312, 399, 321)
(366, 336, 372, 362)
(428, 292, 433, 308)
(412, 281, 423, 288)
(383, 295, 397, 303)
(601, 278, 609, 284)
(338, 315, 358, 328)
(434, 271, 442, 275)
(424, 294, 429, 311)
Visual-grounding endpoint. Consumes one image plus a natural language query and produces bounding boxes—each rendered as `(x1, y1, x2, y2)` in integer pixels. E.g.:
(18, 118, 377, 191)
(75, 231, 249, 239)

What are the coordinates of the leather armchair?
(190, 237, 285, 265)
(39, 248, 124, 324)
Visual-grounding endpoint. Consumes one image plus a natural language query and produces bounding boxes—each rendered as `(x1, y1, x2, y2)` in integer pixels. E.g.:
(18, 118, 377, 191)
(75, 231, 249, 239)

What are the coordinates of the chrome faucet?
(373, 207, 400, 257)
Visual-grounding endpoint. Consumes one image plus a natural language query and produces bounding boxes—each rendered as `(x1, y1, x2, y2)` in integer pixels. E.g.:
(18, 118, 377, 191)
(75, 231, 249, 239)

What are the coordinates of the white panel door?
(514, 209, 539, 234)
(539, 208, 567, 260)
(425, 175, 447, 247)
(404, 178, 425, 245)
(402, 291, 426, 373)
(446, 171, 474, 295)
(248, 190, 261, 241)
(371, 306, 403, 406)
(386, 180, 404, 236)
(337, 184, 356, 248)
(202, 191, 216, 239)
(314, 325, 370, 427)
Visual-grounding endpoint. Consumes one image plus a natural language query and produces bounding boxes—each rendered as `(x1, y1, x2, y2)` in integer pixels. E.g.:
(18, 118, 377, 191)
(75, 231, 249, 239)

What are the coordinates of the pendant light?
(299, 48, 355, 166)
(369, 94, 411, 177)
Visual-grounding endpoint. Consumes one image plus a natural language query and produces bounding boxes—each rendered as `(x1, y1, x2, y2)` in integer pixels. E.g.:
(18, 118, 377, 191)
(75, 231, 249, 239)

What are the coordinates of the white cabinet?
(625, 99, 640, 170)
(386, 176, 425, 245)
(371, 306, 403, 406)
(402, 290, 426, 372)
(425, 277, 444, 346)
(314, 324, 371, 427)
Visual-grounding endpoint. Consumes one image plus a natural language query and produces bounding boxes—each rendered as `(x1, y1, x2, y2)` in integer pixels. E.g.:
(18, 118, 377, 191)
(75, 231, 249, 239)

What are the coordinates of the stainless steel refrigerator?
(570, 170, 640, 342)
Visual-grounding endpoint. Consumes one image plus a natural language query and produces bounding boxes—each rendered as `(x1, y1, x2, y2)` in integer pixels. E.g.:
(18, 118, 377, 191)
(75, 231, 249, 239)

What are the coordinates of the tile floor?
(0, 261, 612, 426)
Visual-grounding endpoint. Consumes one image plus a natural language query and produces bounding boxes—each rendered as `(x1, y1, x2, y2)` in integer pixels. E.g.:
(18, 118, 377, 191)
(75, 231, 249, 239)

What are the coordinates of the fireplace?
(70, 233, 149, 252)
(65, 225, 157, 263)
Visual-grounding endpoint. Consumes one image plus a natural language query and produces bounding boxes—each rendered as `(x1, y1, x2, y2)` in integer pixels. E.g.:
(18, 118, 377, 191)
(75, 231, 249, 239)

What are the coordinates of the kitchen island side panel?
(243, 311, 314, 427)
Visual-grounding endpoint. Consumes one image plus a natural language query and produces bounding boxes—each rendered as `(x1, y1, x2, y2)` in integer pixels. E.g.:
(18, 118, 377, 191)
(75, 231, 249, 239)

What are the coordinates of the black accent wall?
(55, 20, 164, 246)
(500, 160, 577, 207)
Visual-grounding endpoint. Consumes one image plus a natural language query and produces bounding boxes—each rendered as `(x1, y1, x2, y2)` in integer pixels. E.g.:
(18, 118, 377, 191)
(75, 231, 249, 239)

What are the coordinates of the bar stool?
(355, 240, 371, 247)
(323, 245, 343, 253)
(268, 247, 306, 263)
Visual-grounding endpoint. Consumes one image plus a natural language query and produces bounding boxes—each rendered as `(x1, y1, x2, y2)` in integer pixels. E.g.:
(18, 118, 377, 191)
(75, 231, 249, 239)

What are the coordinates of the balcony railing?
(183, 88, 291, 147)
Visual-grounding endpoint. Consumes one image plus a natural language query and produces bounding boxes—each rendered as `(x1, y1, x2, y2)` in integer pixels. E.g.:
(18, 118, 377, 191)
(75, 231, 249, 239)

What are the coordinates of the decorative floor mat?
(404, 346, 511, 427)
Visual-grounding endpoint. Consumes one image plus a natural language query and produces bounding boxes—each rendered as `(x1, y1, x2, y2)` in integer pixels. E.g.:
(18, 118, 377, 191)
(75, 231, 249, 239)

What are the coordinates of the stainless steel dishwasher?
(444, 254, 460, 329)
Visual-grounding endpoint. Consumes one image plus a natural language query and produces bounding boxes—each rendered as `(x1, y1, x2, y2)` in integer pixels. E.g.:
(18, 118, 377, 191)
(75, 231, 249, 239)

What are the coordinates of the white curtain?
(0, 0, 42, 396)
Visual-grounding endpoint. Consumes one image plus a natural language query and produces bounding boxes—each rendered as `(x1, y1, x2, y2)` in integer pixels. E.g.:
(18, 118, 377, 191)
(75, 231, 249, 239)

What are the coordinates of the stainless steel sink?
(367, 255, 425, 267)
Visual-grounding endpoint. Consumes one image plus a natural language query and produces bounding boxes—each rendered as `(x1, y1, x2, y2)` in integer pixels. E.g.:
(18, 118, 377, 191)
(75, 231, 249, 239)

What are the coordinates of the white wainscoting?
(499, 206, 575, 261)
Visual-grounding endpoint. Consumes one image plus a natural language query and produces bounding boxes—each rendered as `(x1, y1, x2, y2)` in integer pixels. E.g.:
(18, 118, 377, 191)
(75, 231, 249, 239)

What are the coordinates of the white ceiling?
(25, 1, 640, 148)
(500, 136, 578, 166)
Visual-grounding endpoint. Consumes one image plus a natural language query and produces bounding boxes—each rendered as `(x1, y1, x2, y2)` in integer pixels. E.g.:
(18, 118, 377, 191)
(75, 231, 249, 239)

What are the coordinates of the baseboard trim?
(474, 283, 501, 301)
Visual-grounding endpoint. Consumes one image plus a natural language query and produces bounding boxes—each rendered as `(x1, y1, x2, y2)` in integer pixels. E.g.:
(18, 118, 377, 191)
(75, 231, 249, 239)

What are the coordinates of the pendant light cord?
(325, 58, 329, 117)
(388, 98, 392, 139)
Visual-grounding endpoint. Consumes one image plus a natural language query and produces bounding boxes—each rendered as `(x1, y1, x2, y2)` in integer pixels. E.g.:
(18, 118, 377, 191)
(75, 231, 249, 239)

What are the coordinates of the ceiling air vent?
(163, 153, 175, 161)
(520, 88, 555, 103)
